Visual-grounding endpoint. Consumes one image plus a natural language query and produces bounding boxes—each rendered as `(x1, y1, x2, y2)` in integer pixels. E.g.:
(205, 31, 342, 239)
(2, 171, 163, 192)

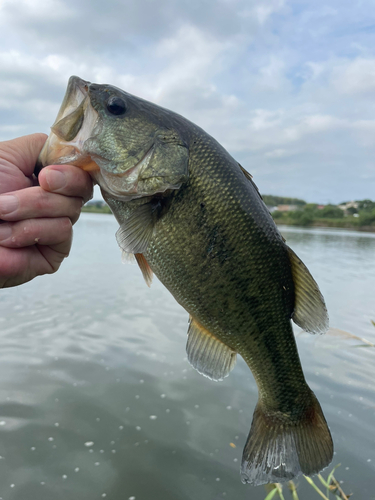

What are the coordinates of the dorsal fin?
(238, 163, 253, 181)
(287, 246, 329, 334)
(238, 163, 264, 201)
(186, 317, 237, 381)
(135, 253, 153, 287)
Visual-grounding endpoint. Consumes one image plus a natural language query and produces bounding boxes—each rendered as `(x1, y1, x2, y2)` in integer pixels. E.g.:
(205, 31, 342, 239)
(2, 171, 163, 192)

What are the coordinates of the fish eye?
(106, 96, 126, 116)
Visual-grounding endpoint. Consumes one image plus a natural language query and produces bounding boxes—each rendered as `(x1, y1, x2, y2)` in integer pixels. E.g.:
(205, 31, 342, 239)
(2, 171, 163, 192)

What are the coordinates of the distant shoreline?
(82, 206, 112, 214)
(82, 205, 375, 232)
(274, 220, 375, 232)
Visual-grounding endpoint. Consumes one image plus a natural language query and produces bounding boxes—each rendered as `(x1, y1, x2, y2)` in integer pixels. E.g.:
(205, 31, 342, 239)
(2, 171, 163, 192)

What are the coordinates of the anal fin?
(186, 317, 237, 381)
(135, 253, 153, 287)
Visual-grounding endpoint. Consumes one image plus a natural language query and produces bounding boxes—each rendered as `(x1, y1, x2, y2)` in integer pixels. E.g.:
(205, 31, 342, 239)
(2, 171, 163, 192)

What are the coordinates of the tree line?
(267, 197, 375, 228)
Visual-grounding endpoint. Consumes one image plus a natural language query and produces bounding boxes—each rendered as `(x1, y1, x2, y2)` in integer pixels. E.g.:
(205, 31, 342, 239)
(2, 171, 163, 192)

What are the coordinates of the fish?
(36, 76, 333, 486)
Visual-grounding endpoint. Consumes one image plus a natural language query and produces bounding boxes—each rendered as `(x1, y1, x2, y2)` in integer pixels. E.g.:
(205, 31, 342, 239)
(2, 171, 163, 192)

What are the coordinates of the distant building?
(338, 201, 359, 216)
(338, 201, 358, 211)
(276, 205, 298, 212)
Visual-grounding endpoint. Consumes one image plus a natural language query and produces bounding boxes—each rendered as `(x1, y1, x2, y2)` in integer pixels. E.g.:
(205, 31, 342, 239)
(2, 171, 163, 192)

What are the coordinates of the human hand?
(0, 133, 93, 288)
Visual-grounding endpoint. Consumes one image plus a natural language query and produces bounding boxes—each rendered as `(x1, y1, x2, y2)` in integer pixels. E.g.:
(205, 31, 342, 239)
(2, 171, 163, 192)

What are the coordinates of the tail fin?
(241, 394, 333, 486)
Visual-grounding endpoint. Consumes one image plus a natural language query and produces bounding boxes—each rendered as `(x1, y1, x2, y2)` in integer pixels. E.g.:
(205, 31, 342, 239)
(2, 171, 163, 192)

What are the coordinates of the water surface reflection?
(0, 216, 374, 499)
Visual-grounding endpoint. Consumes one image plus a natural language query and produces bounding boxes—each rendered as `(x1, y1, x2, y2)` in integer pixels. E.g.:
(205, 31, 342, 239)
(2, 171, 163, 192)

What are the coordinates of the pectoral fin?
(287, 246, 329, 334)
(186, 317, 237, 381)
(116, 202, 157, 254)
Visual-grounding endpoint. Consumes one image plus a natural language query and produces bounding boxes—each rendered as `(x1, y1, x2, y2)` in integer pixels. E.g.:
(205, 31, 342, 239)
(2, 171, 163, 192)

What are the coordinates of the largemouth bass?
(37, 76, 333, 485)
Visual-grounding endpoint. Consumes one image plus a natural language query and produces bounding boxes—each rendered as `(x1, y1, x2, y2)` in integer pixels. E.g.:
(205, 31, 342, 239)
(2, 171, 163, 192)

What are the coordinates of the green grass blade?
(275, 484, 286, 500)
(317, 474, 330, 488)
(327, 464, 341, 486)
(288, 481, 299, 500)
(264, 488, 279, 500)
(304, 476, 330, 500)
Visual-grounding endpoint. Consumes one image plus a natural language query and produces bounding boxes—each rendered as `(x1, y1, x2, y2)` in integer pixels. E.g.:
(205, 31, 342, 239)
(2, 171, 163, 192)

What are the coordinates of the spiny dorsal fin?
(238, 163, 264, 201)
(135, 253, 153, 287)
(116, 202, 156, 254)
(287, 246, 329, 334)
(186, 317, 237, 381)
(238, 163, 253, 181)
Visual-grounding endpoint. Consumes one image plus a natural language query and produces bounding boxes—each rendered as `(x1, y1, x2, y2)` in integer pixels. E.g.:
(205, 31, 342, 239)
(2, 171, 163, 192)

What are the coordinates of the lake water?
(1, 214, 375, 500)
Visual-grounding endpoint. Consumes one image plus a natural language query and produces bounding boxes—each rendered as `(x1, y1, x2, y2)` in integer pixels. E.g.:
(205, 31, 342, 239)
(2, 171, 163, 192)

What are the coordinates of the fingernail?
(0, 224, 12, 242)
(45, 169, 66, 191)
(0, 195, 18, 216)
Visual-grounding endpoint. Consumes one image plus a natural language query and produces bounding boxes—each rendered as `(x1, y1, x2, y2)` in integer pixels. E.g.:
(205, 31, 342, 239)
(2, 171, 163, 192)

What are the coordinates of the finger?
(0, 134, 47, 177)
(0, 239, 71, 289)
(0, 246, 42, 287)
(39, 164, 94, 203)
(0, 186, 83, 224)
(0, 218, 72, 248)
(37, 238, 73, 275)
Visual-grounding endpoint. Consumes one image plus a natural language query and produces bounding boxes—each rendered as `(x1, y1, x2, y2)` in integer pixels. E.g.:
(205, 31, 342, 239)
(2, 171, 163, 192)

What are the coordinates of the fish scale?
(37, 75, 333, 486)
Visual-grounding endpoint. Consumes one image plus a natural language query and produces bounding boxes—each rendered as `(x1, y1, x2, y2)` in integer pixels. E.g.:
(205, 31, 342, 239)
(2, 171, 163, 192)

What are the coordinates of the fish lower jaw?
(38, 137, 82, 168)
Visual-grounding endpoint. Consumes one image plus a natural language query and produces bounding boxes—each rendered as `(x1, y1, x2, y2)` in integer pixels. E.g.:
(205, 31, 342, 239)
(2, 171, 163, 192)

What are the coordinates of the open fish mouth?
(36, 76, 100, 172)
(36, 75, 189, 201)
(36, 76, 157, 201)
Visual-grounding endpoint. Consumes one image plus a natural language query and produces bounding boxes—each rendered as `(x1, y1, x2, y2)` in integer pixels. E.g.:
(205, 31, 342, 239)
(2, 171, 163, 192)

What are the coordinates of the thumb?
(0, 134, 48, 177)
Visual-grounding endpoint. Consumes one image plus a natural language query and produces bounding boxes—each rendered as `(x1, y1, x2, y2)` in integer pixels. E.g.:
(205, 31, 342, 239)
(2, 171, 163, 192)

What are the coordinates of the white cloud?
(265, 148, 293, 159)
(302, 114, 346, 132)
(304, 62, 325, 80)
(0, 0, 374, 203)
(0, 0, 73, 20)
(331, 58, 375, 95)
(253, 0, 285, 24)
(249, 109, 284, 131)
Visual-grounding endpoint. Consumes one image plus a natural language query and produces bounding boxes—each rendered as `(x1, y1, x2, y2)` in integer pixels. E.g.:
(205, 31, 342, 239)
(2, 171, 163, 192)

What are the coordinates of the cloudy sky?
(0, 0, 374, 203)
